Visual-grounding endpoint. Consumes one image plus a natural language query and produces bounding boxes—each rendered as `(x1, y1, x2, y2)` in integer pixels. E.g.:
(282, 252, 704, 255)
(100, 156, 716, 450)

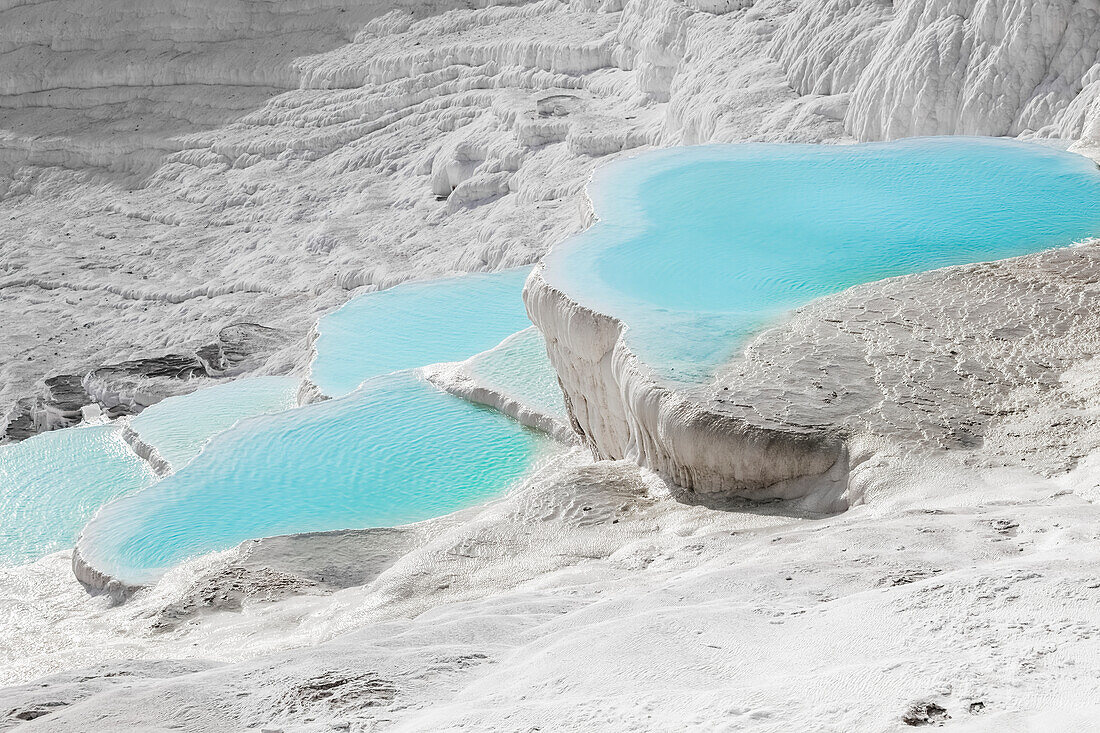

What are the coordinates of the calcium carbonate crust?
(524, 265, 850, 510)
(423, 362, 579, 444)
(10, 0, 1100, 727)
(70, 547, 141, 602)
(118, 424, 172, 477)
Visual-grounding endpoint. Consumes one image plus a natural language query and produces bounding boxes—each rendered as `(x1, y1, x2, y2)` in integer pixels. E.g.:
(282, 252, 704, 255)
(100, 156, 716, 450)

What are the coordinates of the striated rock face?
(528, 240, 1100, 509)
(524, 266, 850, 510)
(0, 0, 380, 176)
(771, 0, 1100, 142)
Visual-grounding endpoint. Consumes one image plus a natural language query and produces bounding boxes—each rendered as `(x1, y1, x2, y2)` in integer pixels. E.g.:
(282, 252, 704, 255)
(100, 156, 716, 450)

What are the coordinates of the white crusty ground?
(3, 446, 1100, 730)
(4, 0, 1100, 729)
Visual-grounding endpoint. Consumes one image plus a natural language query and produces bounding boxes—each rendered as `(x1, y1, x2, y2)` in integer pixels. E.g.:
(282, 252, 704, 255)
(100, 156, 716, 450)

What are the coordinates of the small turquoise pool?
(310, 268, 536, 397)
(463, 327, 569, 424)
(0, 425, 156, 566)
(542, 137, 1100, 383)
(128, 376, 300, 471)
(77, 372, 549, 586)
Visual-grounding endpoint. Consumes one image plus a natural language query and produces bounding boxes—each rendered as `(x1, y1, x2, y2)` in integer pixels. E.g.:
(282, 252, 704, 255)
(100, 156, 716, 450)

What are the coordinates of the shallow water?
(0, 425, 156, 566)
(51, 267, 549, 582)
(128, 377, 300, 471)
(464, 327, 569, 423)
(542, 137, 1100, 383)
(310, 268, 537, 397)
(77, 372, 549, 586)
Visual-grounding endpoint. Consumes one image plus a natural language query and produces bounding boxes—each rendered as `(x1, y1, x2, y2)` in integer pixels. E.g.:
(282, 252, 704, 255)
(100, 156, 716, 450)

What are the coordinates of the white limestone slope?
(5, 448, 1100, 731)
(10, 0, 1100, 441)
(0, 0, 381, 176)
(5, 0, 1100, 729)
(773, 0, 1100, 143)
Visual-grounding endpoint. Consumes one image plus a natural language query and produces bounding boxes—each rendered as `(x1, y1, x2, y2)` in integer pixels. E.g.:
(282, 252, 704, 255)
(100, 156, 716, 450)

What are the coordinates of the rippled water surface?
(128, 377, 299, 471)
(464, 327, 569, 423)
(77, 373, 547, 585)
(310, 268, 536, 397)
(0, 425, 155, 565)
(543, 137, 1100, 383)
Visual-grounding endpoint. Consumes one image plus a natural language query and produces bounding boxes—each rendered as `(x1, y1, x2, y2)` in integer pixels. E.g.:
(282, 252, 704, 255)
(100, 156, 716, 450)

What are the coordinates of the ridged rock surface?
(6, 1, 1100, 728)
(524, 266, 850, 511)
(714, 244, 1100, 479)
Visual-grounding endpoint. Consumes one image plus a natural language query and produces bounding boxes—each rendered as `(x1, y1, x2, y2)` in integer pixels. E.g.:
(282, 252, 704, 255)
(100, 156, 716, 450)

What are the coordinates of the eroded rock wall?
(524, 266, 849, 510)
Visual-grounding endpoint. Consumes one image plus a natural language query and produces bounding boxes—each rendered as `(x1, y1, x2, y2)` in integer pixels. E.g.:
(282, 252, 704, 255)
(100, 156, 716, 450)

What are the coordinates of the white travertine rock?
(524, 265, 850, 510)
(8, 0, 1100, 439)
(770, 0, 1100, 142)
(6, 1, 1100, 728)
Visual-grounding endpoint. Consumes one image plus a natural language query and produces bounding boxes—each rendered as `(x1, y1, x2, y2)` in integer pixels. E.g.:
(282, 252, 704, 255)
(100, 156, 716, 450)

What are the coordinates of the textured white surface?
(3, 450, 1100, 730)
(4, 0, 1100, 729)
(9, 0, 1100, 437)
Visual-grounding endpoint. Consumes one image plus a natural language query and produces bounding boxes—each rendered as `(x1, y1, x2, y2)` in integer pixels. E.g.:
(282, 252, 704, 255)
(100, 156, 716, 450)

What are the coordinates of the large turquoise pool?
(542, 137, 1100, 383)
(77, 372, 549, 586)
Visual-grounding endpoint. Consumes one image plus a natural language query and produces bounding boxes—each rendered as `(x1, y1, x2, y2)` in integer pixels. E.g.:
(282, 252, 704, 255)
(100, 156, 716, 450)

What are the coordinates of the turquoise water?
(2, 266, 549, 576)
(465, 327, 569, 423)
(0, 425, 156, 566)
(45, 137, 1100, 582)
(77, 373, 548, 586)
(3, 267, 550, 575)
(129, 377, 300, 471)
(310, 268, 537, 397)
(542, 137, 1100, 383)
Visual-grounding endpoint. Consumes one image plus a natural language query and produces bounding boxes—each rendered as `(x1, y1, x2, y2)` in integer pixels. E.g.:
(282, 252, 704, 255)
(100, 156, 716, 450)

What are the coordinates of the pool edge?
(523, 265, 850, 511)
(72, 545, 143, 601)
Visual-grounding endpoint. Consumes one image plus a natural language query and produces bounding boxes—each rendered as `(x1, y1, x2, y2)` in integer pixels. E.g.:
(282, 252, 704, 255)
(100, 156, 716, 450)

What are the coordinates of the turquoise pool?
(77, 372, 549, 586)
(128, 376, 300, 471)
(310, 268, 537, 397)
(0, 425, 156, 566)
(542, 137, 1100, 383)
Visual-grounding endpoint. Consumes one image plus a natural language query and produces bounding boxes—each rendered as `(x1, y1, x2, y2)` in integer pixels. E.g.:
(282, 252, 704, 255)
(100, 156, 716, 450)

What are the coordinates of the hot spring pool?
(541, 137, 1100, 383)
(0, 425, 156, 566)
(310, 268, 536, 397)
(77, 371, 549, 586)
